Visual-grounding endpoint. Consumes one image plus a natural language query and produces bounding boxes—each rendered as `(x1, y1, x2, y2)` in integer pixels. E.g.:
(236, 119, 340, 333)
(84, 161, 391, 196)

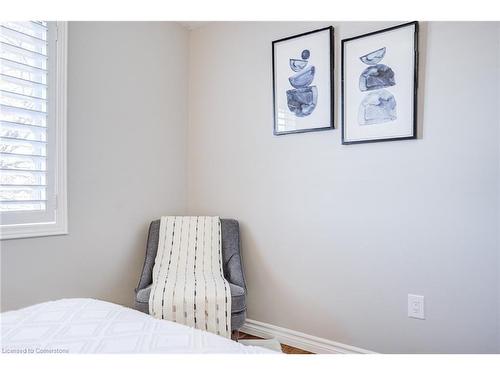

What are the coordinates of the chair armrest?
(225, 253, 246, 291)
(221, 219, 247, 292)
(135, 220, 161, 292)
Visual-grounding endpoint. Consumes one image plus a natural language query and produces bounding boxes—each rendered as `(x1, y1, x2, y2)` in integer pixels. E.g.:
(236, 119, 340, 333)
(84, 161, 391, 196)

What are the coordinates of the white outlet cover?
(408, 294, 425, 319)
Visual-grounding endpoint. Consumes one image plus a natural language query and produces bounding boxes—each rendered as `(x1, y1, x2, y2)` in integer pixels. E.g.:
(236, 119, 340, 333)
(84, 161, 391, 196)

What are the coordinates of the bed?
(0, 298, 273, 354)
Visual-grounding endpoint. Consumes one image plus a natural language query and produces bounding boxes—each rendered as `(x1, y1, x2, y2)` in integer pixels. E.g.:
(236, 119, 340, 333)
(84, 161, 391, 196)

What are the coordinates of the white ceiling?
(177, 21, 212, 30)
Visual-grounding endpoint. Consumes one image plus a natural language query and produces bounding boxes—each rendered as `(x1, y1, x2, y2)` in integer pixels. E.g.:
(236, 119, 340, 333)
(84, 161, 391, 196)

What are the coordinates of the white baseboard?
(241, 319, 376, 354)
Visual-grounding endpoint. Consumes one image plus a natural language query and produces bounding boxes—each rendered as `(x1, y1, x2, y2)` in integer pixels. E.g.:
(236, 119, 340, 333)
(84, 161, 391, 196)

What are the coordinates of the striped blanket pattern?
(149, 216, 232, 338)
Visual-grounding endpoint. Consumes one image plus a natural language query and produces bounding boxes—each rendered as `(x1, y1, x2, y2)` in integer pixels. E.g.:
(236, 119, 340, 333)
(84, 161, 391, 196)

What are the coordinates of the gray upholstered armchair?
(134, 218, 247, 331)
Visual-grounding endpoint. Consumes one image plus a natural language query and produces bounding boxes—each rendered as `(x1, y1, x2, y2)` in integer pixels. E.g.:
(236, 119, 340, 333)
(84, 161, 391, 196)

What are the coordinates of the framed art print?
(272, 26, 334, 135)
(341, 21, 418, 144)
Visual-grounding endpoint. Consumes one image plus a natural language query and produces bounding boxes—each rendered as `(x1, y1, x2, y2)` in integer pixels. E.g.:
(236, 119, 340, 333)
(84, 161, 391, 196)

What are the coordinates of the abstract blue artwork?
(359, 47, 386, 65)
(289, 65, 315, 88)
(272, 26, 334, 135)
(358, 47, 397, 125)
(289, 59, 308, 72)
(358, 89, 397, 125)
(341, 21, 418, 144)
(286, 50, 318, 117)
(359, 64, 396, 92)
(287, 86, 318, 117)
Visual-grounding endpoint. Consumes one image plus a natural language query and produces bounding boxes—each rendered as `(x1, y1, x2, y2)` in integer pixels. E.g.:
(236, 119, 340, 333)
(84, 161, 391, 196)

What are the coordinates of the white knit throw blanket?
(149, 216, 232, 338)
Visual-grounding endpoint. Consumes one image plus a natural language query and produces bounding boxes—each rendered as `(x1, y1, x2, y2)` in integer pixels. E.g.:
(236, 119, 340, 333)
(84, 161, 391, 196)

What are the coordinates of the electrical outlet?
(408, 294, 425, 319)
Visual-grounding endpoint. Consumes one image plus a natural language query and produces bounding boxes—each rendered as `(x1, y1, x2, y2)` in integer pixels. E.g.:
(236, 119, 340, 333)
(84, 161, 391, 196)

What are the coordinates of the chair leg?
(231, 330, 239, 341)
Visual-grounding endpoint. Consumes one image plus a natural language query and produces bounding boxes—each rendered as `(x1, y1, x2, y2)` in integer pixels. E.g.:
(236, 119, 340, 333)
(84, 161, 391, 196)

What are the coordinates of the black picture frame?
(341, 21, 419, 145)
(272, 26, 335, 136)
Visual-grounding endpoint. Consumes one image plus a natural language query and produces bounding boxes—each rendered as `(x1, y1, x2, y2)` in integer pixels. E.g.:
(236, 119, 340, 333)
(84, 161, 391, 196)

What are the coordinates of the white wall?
(1, 22, 189, 311)
(187, 22, 500, 353)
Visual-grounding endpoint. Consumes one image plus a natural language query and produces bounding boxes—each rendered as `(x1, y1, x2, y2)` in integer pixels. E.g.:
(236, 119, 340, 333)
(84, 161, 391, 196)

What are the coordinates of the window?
(0, 21, 67, 239)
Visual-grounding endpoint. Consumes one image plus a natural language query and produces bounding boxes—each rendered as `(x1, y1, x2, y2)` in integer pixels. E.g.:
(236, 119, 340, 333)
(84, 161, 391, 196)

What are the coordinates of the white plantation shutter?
(0, 21, 67, 239)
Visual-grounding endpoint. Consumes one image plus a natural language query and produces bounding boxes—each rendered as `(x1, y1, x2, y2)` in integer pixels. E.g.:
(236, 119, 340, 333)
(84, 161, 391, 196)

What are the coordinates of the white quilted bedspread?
(0, 298, 272, 354)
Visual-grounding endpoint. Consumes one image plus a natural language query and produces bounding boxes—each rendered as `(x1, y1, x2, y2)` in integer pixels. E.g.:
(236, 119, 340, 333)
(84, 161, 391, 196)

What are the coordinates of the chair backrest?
(136, 218, 245, 292)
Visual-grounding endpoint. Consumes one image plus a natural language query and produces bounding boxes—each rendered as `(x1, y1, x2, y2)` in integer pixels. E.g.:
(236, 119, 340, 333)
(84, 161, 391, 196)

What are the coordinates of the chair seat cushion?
(136, 284, 152, 303)
(136, 283, 246, 314)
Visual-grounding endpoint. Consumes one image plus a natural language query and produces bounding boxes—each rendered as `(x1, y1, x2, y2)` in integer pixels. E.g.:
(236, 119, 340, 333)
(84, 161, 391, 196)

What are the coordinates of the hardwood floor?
(237, 332, 313, 354)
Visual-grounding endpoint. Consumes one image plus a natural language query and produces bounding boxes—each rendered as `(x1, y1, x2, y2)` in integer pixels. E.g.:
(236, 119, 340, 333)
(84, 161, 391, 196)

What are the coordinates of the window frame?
(0, 21, 68, 240)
